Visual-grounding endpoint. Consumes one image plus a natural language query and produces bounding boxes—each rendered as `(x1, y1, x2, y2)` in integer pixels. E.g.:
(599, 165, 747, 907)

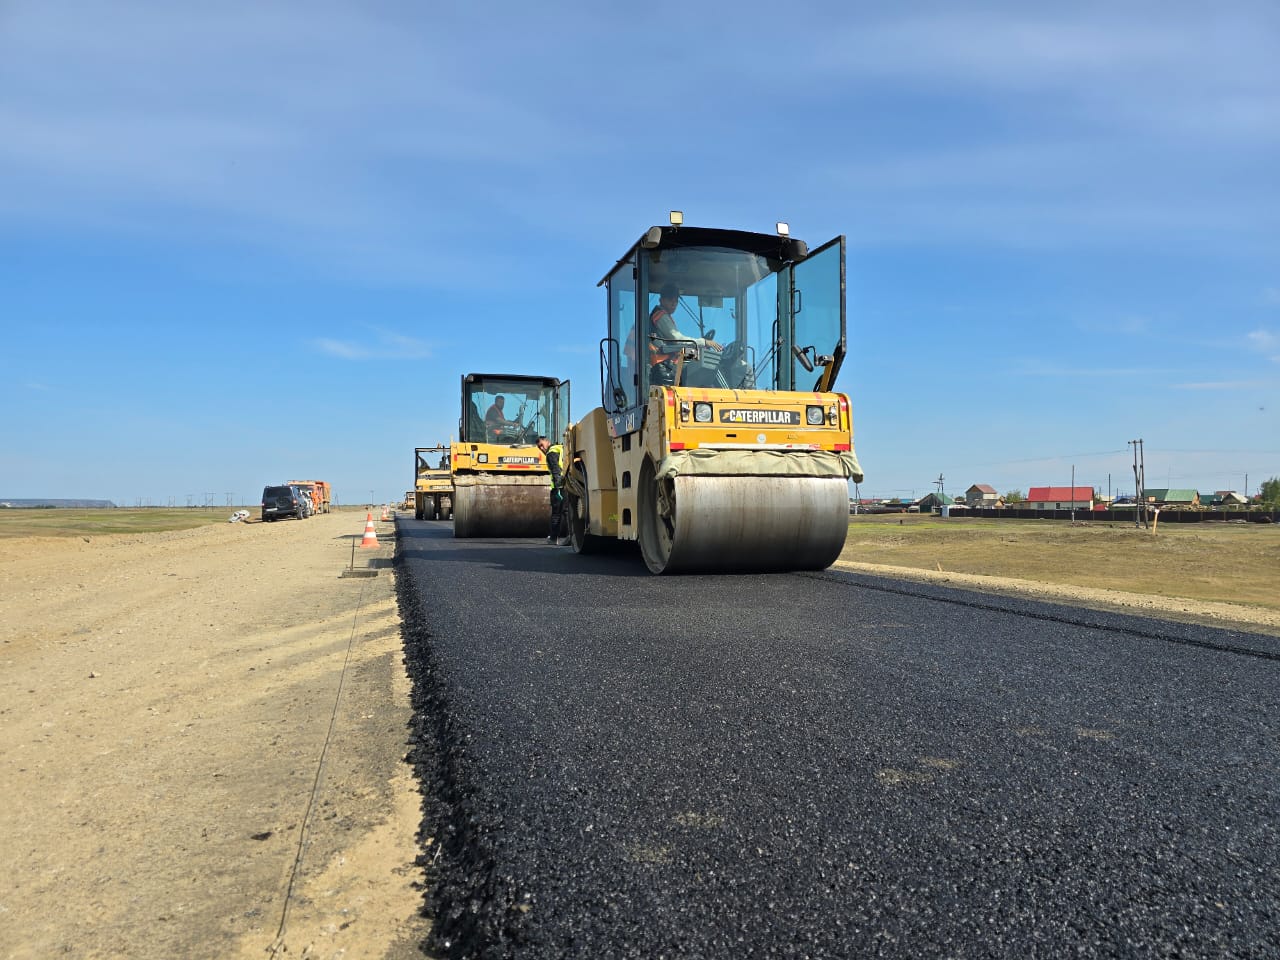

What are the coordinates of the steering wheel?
(491, 421, 524, 443)
(717, 340, 754, 388)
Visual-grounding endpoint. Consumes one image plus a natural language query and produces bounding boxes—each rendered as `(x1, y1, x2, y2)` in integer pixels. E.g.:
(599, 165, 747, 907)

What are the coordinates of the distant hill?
(0, 499, 118, 509)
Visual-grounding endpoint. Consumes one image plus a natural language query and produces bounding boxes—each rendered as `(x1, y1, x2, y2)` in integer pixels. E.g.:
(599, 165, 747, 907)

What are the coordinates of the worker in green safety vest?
(536, 436, 569, 545)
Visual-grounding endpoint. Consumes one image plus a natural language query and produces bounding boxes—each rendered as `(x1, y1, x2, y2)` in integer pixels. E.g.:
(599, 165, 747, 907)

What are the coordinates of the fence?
(951, 507, 1278, 524)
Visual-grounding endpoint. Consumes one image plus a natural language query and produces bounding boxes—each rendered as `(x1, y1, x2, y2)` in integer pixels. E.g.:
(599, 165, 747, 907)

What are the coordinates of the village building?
(1024, 486, 1094, 511)
(1142, 488, 1199, 508)
(965, 484, 1000, 507)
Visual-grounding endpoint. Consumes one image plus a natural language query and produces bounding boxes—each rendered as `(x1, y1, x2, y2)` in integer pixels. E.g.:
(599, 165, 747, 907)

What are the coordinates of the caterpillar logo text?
(719, 408, 801, 425)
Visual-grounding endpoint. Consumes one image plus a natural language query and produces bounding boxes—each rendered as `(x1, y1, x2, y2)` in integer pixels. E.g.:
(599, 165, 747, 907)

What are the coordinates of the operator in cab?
(648, 283, 722, 385)
(484, 395, 507, 431)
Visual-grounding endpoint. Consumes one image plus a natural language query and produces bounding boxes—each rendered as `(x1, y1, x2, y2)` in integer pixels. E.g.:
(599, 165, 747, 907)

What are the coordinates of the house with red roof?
(1024, 486, 1094, 510)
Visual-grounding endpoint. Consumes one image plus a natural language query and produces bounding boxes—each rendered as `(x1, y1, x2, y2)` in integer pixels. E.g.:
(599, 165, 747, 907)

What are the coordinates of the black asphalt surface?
(395, 520, 1280, 960)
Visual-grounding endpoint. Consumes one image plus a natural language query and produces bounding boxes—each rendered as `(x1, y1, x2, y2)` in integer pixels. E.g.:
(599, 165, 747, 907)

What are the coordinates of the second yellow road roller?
(562, 214, 863, 573)
(451, 372, 571, 538)
(414, 445, 454, 521)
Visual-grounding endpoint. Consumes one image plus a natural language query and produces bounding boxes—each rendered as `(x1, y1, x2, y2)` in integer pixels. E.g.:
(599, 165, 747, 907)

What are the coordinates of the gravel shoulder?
(0, 513, 431, 960)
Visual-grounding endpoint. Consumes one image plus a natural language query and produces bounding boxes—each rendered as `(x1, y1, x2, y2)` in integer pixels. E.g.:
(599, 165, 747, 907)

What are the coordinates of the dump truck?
(414, 445, 454, 520)
(562, 214, 863, 573)
(452, 373, 570, 537)
(286, 479, 332, 513)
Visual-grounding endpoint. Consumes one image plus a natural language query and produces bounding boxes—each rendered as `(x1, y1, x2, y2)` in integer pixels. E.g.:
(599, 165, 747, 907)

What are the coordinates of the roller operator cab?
(563, 218, 864, 573)
(451, 373, 571, 537)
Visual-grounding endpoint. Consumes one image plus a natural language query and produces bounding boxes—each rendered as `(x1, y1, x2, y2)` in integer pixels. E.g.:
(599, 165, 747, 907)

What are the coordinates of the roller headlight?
(806, 405, 825, 425)
(477, 453, 489, 464)
(694, 402, 713, 423)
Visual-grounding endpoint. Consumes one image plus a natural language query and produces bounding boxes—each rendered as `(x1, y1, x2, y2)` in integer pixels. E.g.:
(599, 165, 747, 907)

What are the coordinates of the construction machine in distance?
(414, 445, 454, 520)
(562, 213, 863, 574)
(452, 373, 571, 537)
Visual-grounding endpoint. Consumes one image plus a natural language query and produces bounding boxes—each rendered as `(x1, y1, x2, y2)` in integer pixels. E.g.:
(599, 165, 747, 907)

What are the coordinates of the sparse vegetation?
(0, 506, 357, 539)
(1260, 477, 1280, 507)
(840, 514, 1280, 612)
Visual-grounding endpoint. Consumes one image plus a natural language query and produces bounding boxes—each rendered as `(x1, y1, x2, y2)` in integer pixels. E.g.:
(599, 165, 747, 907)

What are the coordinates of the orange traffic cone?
(380, 505, 391, 521)
(359, 512, 379, 548)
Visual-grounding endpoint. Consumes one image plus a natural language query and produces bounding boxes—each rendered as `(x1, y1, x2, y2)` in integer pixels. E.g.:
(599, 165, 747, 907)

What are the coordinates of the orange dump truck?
(286, 480, 332, 514)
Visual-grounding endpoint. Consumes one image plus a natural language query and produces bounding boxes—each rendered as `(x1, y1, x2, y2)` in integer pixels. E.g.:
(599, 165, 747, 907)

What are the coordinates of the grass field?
(838, 514, 1280, 611)
(0, 505, 363, 539)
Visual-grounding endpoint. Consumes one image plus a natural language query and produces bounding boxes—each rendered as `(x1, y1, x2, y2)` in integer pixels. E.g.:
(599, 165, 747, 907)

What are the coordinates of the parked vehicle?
(292, 485, 314, 518)
(286, 479, 332, 513)
(290, 482, 318, 516)
(261, 485, 306, 521)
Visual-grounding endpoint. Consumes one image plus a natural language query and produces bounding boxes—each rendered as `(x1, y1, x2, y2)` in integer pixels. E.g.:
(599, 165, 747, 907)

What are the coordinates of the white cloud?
(1245, 328, 1280, 362)
(314, 339, 370, 360)
(1174, 379, 1274, 390)
(1012, 361, 1173, 379)
(312, 330, 433, 361)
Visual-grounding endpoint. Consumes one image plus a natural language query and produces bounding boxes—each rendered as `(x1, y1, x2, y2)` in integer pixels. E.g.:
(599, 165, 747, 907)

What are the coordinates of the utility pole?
(1128, 440, 1148, 529)
(1139, 440, 1147, 528)
(1070, 464, 1076, 523)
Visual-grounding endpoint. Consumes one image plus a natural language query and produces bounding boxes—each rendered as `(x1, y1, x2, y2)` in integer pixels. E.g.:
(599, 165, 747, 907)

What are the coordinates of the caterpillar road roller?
(414, 445, 454, 520)
(562, 214, 863, 573)
(451, 373, 571, 537)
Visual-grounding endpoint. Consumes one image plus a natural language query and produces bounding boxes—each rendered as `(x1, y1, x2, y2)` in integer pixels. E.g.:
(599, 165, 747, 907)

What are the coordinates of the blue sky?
(2, 1, 1277, 505)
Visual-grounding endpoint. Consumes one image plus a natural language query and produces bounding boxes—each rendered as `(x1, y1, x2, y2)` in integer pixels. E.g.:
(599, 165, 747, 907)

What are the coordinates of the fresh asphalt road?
(394, 520, 1280, 960)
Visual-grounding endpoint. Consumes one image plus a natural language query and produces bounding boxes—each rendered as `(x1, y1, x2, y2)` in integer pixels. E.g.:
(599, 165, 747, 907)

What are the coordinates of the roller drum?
(453, 475, 549, 538)
(639, 472, 849, 574)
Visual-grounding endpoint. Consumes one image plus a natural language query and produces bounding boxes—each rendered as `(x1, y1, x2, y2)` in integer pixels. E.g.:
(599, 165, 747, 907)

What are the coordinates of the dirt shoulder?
(0, 513, 432, 960)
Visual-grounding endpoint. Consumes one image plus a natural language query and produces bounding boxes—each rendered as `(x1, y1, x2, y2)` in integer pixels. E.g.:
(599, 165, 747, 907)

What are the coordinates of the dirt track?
(0, 512, 431, 960)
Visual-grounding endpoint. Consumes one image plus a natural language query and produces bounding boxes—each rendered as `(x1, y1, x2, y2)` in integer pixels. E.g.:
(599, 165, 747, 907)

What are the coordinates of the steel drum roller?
(639, 473, 849, 574)
(453, 475, 549, 538)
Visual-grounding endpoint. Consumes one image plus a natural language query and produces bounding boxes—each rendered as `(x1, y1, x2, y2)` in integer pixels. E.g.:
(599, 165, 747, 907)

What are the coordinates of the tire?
(567, 463, 601, 554)
(637, 458, 674, 573)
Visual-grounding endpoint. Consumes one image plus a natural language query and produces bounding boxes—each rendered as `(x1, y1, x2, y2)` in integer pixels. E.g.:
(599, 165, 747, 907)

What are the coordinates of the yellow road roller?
(414, 445, 454, 521)
(562, 215, 863, 573)
(452, 372, 571, 538)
